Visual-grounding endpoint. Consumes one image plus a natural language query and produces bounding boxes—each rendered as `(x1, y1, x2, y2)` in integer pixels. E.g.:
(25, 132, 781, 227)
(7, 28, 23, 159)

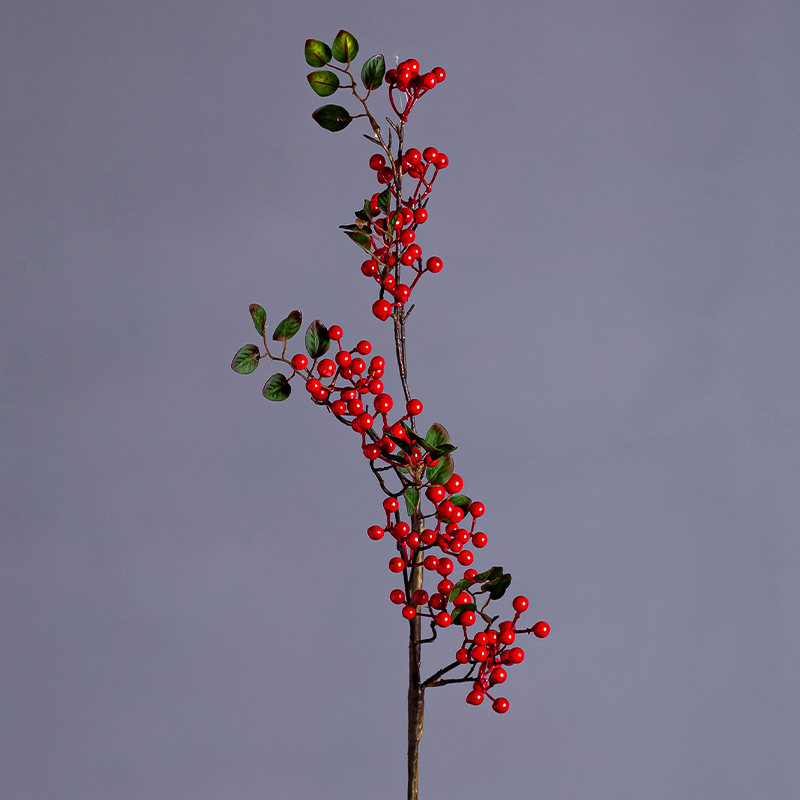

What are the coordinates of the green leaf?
(425, 423, 450, 449)
(312, 104, 353, 132)
(376, 188, 391, 213)
(307, 69, 340, 96)
(449, 494, 472, 512)
(305, 39, 332, 67)
(343, 229, 372, 251)
(451, 603, 477, 625)
(273, 310, 303, 342)
(231, 344, 260, 374)
(387, 433, 414, 457)
(426, 452, 454, 485)
(404, 487, 420, 517)
(361, 54, 385, 90)
(487, 573, 512, 600)
(474, 566, 503, 583)
(355, 204, 372, 223)
(262, 373, 291, 401)
(305, 320, 330, 359)
(249, 304, 266, 336)
(448, 579, 473, 602)
(331, 30, 359, 63)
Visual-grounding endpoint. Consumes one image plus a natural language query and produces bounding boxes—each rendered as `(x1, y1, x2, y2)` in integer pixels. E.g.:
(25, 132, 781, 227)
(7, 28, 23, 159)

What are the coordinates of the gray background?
(2, 1, 798, 798)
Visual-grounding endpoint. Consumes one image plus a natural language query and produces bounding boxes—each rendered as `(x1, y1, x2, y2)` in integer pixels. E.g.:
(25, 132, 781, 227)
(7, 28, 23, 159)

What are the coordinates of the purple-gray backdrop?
(3, 1, 799, 798)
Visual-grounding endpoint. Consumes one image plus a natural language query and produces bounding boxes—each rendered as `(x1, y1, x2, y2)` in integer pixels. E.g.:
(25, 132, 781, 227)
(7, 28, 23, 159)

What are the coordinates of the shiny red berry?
(421, 72, 437, 89)
(406, 398, 423, 416)
(368, 378, 383, 394)
(291, 353, 309, 370)
(457, 550, 474, 566)
(466, 689, 484, 705)
(356, 412, 374, 431)
(363, 444, 380, 460)
(423, 555, 439, 571)
(414, 208, 428, 224)
(394, 284, 411, 303)
(435, 153, 449, 169)
(473, 632, 489, 646)
(460, 610, 476, 626)
(405, 148, 422, 164)
(305, 378, 322, 393)
(383, 497, 399, 512)
(432, 67, 446, 82)
(331, 399, 347, 415)
(435, 611, 452, 627)
(533, 621, 551, 638)
(317, 358, 336, 377)
(369, 154, 386, 171)
(492, 697, 509, 714)
(390, 588, 406, 604)
(367, 526, 384, 540)
(328, 325, 343, 340)
(389, 557, 405, 573)
(422, 147, 439, 163)
(444, 473, 463, 493)
(469, 501, 485, 517)
(426, 484, 446, 503)
(437, 557, 454, 576)
(347, 399, 363, 415)
(384, 68, 397, 84)
(361, 259, 378, 277)
(411, 589, 429, 606)
(456, 647, 470, 664)
(402, 605, 416, 619)
(374, 393, 393, 413)
(421, 528, 437, 545)
(490, 667, 508, 685)
(512, 595, 529, 613)
(335, 350, 352, 368)
(508, 647, 525, 664)
(426, 256, 443, 273)
(373, 299, 392, 321)
(471, 645, 489, 662)
(500, 629, 516, 645)
(355, 340, 372, 355)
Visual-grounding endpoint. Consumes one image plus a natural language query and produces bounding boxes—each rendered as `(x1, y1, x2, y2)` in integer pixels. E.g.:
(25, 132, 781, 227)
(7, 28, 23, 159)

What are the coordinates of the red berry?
(378, 436, 395, 454)
(456, 647, 470, 664)
(473, 632, 489, 646)
(363, 443, 380, 460)
(466, 689, 484, 705)
(317, 358, 336, 377)
(394, 284, 411, 303)
(331, 400, 347, 415)
(437, 557, 454, 576)
(382, 273, 396, 291)
(437, 578, 454, 595)
(532, 621, 551, 639)
(469, 501, 485, 517)
(367, 525, 384, 541)
(471, 645, 489, 662)
(378, 166, 394, 184)
(374, 393, 393, 413)
(368, 378, 384, 394)
(400, 207, 414, 225)
(472, 531, 489, 549)
(383, 497, 399, 512)
(355, 340, 372, 355)
(435, 611, 452, 628)
(490, 667, 508, 685)
(492, 697, 509, 714)
(414, 208, 428, 224)
(438, 500, 455, 520)
(421, 528, 437, 545)
(400, 229, 415, 247)
(402, 605, 416, 619)
(406, 399, 423, 416)
(372, 299, 392, 321)
(426, 484, 446, 503)
(422, 147, 439, 163)
(312, 388, 328, 402)
(432, 66, 446, 83)
(411, 589, 428, 606)
(291, 353, 309, 370)
(335, 350, 352, 368)
(500, 629, 516, 645)
(329, 325, 343, 340)
(457, 550, 474, 566)
(435, 153, 449, 169)
(350, 358, 366, 374)
(429, 592, 444, 610)
(406, 532, 420, 547)
(370, 355, 385, 371)
(404, 59, 420, 74)
(347, 399, 363, 415)
(405, 148, 422, 164)
(361, 259, 379, 277)
(486, 630, 499, 644)
(385, 68, 397, 84)
(421, 72, 437, 89)
(423, 555, 439, 571)
(460, 610, 476, 626)
(512, 595, 529, 613)
(454, 591, 472, 606)
(393, 522, 410, 538)
(444, 473, 463, 494)
(356, 412, 374, 431)
(390, 588, 406, 605)
(305, 378, 322, 393)
(426, 256, 443, 273)
(389, 423, 406, 439)
(451, 507, 465, 523)
(369, 153, 386, 171)
(389, 557, 405, 573)
(508, 647, 525, 664)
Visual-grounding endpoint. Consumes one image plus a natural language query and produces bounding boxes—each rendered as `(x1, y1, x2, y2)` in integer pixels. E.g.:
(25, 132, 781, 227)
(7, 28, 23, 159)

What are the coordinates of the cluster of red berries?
(385, 58, 446, 121)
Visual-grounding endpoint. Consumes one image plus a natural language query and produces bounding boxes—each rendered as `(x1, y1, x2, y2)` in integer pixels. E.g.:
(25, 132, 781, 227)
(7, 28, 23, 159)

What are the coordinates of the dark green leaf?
(474, 566, 503, 583)
(376, 188, 391, 213)
(361, 54, 385, 90)
(486, 573, 512, 600)
(426, 452, 454, 484)
(231, 344, 260, 374)
(273, 310, 303, 341)
(307, 70, 340, 97)
(425, 423, 450, 449)
(449, 494, 472, 512)
(312, 104, 352, 132)
(451, 603, 477, 625)
(404, 487, 420, 517)
(249, 304, 266, 336)
(304, 39, 332, 67)
(305, 320, 330, 359)
(331, 30, 359, 63)
(343, 229, 372, 251)
(448, 579, 473, 602)
(387, 433, 414, 456)
(355, 205, 371, 223)
(262, 373, 291, 401)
